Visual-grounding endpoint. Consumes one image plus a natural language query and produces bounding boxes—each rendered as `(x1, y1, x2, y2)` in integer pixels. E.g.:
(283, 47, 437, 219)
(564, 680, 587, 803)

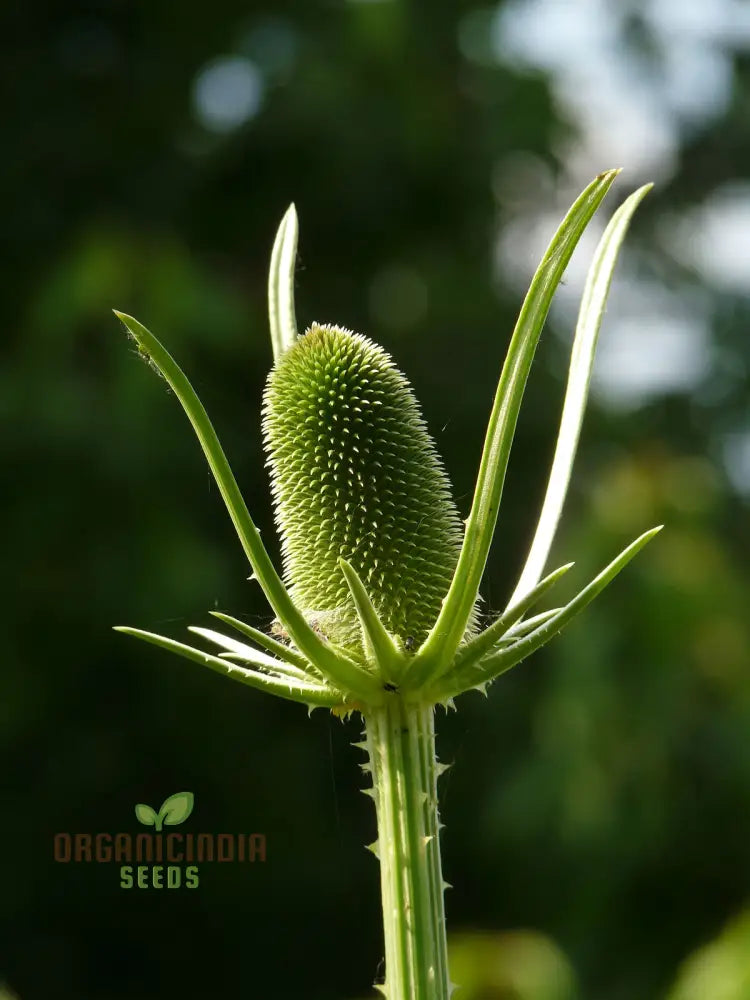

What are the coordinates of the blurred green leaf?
(665, 910, 750, 1000)
(449, 930, 578, 1000)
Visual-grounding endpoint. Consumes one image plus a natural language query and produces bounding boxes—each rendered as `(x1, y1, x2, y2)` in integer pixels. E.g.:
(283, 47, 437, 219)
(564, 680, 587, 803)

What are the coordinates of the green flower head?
(262, 322, 474, 655)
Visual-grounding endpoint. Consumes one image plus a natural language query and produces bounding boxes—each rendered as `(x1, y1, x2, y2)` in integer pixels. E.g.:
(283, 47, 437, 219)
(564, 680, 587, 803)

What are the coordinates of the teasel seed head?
(262, 323, 475, 657)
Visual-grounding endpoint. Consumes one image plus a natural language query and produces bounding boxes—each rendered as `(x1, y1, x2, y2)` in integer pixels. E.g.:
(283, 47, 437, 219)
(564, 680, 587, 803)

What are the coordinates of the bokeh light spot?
(661, 183, 750, 294)
(592, 315, 710, 410)
(193, 56, 263, 133)
(722, 431, 750, 496)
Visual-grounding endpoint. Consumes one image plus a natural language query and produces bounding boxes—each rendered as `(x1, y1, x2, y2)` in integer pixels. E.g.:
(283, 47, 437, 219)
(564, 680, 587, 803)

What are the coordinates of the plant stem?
(364, 698, 451, 999)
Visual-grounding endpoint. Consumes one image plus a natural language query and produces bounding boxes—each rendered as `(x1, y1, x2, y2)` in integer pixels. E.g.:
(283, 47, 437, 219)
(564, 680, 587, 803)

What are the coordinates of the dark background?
(4, 1, 750, 998)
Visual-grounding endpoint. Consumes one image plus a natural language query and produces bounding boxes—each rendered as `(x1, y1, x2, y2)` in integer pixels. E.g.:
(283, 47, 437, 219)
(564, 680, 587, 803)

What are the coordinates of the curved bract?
(262, 323, 473, 656)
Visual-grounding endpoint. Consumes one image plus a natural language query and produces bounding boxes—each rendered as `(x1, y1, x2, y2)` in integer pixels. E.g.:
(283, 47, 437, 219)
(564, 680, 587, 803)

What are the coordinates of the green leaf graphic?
(157, 791, 194, 829)
(135, 803, 157, 827)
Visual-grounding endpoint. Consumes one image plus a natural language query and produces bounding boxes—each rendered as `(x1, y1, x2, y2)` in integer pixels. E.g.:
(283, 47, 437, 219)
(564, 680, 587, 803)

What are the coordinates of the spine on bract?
(262, 323, 474, 656)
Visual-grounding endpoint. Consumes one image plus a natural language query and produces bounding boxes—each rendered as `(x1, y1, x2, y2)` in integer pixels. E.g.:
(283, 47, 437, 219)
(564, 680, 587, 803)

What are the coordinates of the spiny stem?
(363, 700, 452, 1000)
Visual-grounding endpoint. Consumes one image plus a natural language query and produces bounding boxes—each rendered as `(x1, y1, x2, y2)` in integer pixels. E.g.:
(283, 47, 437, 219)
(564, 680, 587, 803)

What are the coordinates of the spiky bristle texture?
(262, 323, 471, 655)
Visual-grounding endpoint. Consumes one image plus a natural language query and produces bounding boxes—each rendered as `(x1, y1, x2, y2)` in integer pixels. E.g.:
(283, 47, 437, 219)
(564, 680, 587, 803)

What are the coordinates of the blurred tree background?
(3, 1, 750, 998)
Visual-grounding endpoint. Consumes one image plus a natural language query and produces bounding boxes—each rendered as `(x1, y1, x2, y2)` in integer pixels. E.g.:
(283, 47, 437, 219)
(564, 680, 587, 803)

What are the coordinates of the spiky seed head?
(262, 323, 473, 656)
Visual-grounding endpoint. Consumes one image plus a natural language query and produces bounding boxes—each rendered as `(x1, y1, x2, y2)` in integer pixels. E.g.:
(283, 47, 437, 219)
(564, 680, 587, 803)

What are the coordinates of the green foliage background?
(3, 2, 750, 998)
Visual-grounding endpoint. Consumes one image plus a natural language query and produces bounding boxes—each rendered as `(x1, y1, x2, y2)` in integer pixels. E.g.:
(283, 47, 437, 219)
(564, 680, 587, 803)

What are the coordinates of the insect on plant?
(114, 169, 660, 1000)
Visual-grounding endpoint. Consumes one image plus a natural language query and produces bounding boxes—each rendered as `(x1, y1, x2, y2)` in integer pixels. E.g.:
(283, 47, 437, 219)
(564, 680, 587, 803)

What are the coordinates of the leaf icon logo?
(134, 791, 194, 832)
(134, 802, 158, 827)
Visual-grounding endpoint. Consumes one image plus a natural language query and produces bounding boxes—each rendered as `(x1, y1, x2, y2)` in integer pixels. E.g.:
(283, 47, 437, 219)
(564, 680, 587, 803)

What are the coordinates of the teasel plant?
(115, 169, 660, 1000)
